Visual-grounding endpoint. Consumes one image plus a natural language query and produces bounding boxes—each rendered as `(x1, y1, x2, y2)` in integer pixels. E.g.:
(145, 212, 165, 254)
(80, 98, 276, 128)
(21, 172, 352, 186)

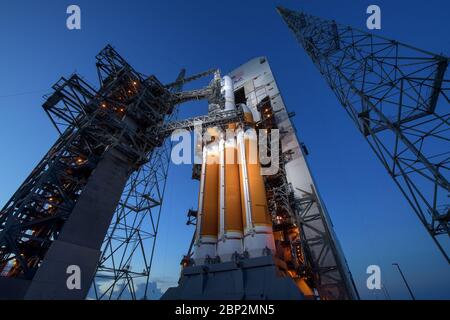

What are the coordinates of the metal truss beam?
(158, 108, 244, 137)
(92, 136, 173, 300)
(262, 107, 358, 299)
(165, 68, 217, 90)
(91, 67, 189, 300)
(278, 7, 450, 262)
(0, 44, 223, 299)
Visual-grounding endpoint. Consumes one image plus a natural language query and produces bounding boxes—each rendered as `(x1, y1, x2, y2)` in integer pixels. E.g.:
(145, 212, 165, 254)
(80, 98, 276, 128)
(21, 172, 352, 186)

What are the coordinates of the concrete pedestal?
(161, 255, 304, 300)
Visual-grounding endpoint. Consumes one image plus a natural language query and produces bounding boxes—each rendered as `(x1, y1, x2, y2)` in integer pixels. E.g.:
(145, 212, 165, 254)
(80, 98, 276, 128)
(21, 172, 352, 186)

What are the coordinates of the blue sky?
(0, 0, 449, 299)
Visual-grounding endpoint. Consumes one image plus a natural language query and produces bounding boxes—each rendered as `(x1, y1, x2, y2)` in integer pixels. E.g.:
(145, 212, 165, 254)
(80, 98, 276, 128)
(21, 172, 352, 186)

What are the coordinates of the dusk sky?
(0, 0, 449, 299)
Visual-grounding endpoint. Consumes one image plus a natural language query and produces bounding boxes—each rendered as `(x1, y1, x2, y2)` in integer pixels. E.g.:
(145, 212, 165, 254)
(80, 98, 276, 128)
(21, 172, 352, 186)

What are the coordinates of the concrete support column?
(24, 149, 132, 299)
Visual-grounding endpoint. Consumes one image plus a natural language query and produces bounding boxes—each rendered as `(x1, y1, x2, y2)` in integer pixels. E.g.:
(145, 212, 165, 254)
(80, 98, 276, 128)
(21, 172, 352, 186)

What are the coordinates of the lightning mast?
(278, 7, 450, 262)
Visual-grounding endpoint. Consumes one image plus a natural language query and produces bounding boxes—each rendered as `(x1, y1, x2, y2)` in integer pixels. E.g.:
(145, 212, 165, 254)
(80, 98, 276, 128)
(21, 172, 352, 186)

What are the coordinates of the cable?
(0, 89, 48, 99)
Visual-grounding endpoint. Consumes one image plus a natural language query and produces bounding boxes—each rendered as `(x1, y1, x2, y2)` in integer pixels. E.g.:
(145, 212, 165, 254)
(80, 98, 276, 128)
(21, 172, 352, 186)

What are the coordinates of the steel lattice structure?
(258, 93, 358, 299)
(92, 137, 173, 300)
(90, 67, 187, 300)
(0, 45, 176, 299)
(0, 44, 241, 299)
(278, 7, 450, 262)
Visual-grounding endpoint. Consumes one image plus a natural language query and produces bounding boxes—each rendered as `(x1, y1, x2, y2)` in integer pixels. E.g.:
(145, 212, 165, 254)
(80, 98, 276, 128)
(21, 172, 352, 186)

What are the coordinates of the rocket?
(192, 75, 275, 264)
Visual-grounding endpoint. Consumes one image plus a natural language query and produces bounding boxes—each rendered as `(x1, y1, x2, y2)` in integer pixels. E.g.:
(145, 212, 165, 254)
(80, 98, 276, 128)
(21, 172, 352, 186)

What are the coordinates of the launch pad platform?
(161, 255, 305, 300)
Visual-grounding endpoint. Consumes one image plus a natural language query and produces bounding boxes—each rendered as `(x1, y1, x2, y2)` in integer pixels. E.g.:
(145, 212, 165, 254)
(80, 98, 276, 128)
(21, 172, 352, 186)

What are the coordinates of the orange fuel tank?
(217, 127, 244, 261)
(192, 141, 219, 264)
(236, 107, 275, 258)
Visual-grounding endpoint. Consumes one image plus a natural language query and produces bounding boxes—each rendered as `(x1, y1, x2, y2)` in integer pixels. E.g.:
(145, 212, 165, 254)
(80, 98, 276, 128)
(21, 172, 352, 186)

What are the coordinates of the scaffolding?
(0, 45, 242, 299)
(278, 7, 450, 262)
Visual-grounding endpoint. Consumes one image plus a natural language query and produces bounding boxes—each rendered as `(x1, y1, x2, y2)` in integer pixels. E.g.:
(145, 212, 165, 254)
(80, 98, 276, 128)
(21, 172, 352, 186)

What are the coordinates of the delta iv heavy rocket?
(193, 75, 275, 265)
(162, 57, 358, 300)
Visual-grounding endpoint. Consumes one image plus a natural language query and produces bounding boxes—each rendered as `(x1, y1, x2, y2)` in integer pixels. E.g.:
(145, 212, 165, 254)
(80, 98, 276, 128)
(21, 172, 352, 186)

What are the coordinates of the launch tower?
(278, 7, 450, 262)
(0, 44, 358, 300)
